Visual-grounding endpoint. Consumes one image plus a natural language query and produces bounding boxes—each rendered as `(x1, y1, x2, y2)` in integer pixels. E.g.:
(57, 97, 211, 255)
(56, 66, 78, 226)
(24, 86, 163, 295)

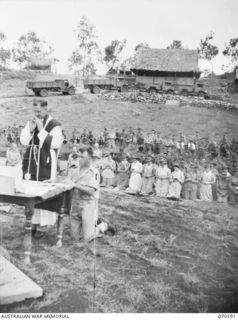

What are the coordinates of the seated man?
(220, 135, 230, 159)
(88, 131, 95, 146)
(107, 130, 116, 149)
(208, 141, 218, 160)
(144, 133, 153, 154)
(119, 129, 127, 149)
(103, 128, 109, 147)
(188, 139, 196, 156)
(136, 128, 144, 152)
(115, 129, 121, 146)
(81, 129, 89, 145)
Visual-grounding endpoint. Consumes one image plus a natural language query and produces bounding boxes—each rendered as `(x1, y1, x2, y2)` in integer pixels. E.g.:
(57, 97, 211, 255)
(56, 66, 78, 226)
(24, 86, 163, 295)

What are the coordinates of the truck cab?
(147, 81, 176, 94)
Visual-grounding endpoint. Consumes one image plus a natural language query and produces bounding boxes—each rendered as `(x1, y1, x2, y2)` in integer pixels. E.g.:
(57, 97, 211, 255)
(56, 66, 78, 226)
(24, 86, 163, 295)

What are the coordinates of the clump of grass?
(182, 272, 200, 292)
(148, 257, 169, 269)
(188, 293, 209, 312)
(33, 291, 63, 311)
(125, 285, 144, 310)
(149, 280, 172, 311)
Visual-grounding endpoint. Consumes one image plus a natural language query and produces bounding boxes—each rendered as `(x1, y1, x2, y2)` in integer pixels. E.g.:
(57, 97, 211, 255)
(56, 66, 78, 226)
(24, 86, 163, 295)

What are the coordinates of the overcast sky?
(0, 0, 237, 74)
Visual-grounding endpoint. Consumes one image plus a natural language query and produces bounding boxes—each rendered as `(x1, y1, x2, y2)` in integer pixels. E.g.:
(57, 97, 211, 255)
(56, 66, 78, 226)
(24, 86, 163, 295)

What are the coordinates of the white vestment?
(20, 116, 63, 226)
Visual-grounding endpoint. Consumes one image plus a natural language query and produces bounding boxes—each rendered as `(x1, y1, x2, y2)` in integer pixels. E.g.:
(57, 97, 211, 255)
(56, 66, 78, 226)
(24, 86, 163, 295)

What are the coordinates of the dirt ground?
(1, 192, 238, 313)
(1, 93, 238, 139)
(0, 85, 238, 313)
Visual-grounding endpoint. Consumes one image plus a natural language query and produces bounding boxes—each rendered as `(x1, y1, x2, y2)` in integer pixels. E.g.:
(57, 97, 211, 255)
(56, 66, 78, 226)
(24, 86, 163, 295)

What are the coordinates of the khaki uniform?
(141, 163, 155, 195)
(71, 165, 104, 242)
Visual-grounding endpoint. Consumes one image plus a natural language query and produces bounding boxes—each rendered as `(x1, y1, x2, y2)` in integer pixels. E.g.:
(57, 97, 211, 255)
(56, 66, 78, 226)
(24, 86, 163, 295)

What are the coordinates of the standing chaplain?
(20, 99, 63, 237)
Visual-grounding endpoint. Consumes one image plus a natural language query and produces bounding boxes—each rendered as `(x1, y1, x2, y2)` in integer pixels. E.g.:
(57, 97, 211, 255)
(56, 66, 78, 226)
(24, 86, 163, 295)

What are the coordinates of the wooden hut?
(131, 48, 201, 88)
(25, 57, 57, 73)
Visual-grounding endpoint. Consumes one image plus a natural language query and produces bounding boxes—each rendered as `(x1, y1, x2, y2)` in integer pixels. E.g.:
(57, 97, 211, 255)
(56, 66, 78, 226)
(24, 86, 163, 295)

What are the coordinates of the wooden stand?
(0, 187, 74, 265)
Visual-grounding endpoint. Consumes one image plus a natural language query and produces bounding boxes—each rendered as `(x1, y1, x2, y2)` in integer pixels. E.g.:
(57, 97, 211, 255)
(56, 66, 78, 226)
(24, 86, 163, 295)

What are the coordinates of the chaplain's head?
(33, 99, 48, 119)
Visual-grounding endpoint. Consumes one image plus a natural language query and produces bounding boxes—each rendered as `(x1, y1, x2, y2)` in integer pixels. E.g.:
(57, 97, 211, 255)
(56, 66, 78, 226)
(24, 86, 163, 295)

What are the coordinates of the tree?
(0, 32, 6, 42)
(223, 38, 238, 70)
(0, 32, 11, 69)
(120, 43, 150, 70)
(68, 50, 83, 72)
(84, 61, 96, 76)
(135, 42, 150, 52)
(103, 40, 127, 71)
(167, 40, 183, 49)
(199, 31, 219, 73)
(12, 31, 54, 67)
(68, 16, 100, 76)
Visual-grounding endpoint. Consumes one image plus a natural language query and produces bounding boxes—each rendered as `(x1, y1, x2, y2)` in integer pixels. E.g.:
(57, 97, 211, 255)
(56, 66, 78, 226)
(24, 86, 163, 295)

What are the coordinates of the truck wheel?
(121, 85, 128, 92)
(181, 89, 188, 96)
(68, 87, 75, 95)
(166, 89, 174, 95)
(149, 87, 157, 93)
(198, 91, 205, 98)
(93, 86, 100, 94)
(39, 89, 48, 97)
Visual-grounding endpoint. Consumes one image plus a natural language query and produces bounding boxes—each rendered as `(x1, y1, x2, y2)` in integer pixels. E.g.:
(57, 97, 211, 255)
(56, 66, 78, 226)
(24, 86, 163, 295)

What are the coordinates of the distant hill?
(0, 69, 36, 81)
(0, 69, 84, 85)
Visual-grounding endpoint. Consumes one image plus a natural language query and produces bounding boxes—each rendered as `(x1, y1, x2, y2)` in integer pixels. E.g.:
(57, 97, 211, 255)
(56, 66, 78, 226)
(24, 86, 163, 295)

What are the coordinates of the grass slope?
(1, 191, 238, 313)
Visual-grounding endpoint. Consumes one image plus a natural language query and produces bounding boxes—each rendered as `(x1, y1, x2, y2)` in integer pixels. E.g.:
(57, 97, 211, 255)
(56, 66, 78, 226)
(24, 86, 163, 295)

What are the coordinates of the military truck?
(142, 79, 209, 98)
(26, 79, 76, 97)
(83, 71, 136, 93)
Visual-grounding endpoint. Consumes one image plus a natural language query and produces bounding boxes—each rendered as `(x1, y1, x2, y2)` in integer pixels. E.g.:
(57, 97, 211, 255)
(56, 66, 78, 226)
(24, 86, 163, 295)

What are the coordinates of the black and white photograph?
(0, 0, 238, 315)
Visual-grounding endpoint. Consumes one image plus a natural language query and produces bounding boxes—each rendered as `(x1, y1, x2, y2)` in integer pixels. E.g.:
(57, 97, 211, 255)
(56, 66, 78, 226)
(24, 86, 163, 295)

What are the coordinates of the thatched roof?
(131, 48, 200, 73)
(26, 57, 57, 70)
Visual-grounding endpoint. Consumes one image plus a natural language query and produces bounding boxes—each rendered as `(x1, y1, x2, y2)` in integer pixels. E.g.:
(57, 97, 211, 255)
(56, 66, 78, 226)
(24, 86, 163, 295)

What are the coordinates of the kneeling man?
(71, 147, 116, 242)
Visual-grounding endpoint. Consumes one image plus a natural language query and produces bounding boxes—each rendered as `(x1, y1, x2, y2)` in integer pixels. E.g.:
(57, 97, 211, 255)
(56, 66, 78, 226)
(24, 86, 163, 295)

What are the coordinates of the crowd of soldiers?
(0, 124, 23, 145)
(65, 127, 238, 162)
(1, 124, 238, 206)
(66, 127, 238, 206)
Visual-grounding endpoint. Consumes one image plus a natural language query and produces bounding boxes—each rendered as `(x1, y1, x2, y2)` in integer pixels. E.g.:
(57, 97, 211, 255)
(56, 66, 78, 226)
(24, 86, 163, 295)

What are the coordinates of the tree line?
(0, 16, 238, 76)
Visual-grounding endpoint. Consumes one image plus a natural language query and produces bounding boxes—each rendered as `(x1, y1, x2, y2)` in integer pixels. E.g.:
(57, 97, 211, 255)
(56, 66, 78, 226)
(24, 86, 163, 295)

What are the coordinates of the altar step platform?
(0, 255, 43, 305)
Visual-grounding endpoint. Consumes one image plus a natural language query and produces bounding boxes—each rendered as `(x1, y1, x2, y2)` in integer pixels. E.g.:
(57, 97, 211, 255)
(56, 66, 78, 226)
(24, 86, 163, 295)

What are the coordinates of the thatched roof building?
(131, 48, 201, 78)
(25, 57, 57, 71)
